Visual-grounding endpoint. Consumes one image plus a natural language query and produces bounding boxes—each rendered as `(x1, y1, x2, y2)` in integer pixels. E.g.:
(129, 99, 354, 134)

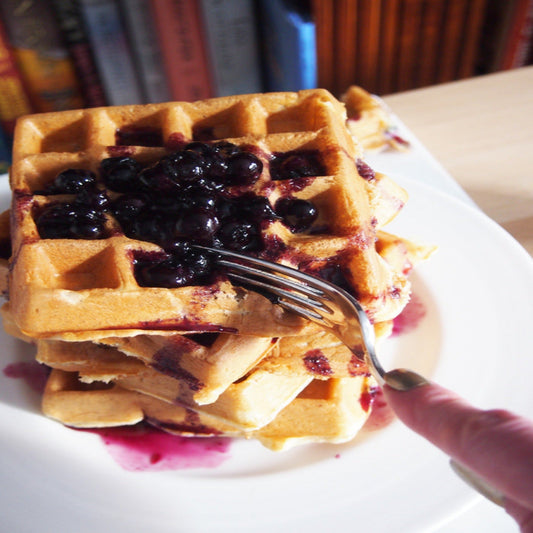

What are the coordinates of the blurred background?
(0, 0, 531, 168)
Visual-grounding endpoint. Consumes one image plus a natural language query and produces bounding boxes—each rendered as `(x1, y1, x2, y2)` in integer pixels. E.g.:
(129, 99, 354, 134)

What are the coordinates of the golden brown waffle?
(37, 339, 311, 430)
(42, 368, 374, 451)
(342, 86, 410, 152)
(9, 89, 409, 339)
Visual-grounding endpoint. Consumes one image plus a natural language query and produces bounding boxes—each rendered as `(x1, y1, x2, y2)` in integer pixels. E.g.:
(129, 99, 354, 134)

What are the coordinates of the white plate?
(0, 171, 532, 533)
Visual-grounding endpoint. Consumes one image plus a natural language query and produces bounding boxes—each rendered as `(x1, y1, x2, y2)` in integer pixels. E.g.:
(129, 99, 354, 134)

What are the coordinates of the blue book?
(0, 127, 11, 175)
(258, 0, 317, 92)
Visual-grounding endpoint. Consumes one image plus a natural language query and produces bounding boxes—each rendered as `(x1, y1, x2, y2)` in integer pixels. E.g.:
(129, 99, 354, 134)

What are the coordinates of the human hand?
(382, 370, 533, 532)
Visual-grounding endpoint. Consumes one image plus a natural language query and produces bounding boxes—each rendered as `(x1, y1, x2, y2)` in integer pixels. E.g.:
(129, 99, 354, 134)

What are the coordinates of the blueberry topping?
(217, 220, 261, 251)
(225, 152, 262, 186)
(100, 157, 142, 192)
(135, 246, 214, 288)
(49, 168, 97, 194)
(275, 198, 318, 232)
(270, 150, 324, 181)
(356, 159, 376, 181)
(36, 203, 106, 239)
(174, 209, 220, 244)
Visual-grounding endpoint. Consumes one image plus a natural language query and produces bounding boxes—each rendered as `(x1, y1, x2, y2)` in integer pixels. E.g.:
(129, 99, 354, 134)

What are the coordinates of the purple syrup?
(391, 293, 426, 336)
(303, 349, 333, 376)
(3, 361, 50, 394)
(361, 386, 396, 432)
(88, 424, 231, 472)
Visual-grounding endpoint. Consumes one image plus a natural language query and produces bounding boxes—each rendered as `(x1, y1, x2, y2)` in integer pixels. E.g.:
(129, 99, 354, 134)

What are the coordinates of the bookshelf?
(0, 0, 531, 164)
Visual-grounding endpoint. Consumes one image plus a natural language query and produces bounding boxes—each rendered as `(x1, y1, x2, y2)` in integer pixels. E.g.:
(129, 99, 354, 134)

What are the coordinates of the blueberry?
(275, 198, 318, 232)
(135, 248, 214, 288)
(356, 159, 376, 181)
(36, 203, 106, 239)
(111, 193, 149, 225)
(270, 150, 324, 181)
(238, 194, 277, 222)
(49, 168, 97, 194)
(75, 187, 109, 210)
(165, 150, 206, 183)
(225, 152, 263, 186)
(217, 220, 261, 251)
(100, 157, 141, 192)
(212, 141, 240, 158)
(138, 162, 180, 193)
(174, 208, 220, 244)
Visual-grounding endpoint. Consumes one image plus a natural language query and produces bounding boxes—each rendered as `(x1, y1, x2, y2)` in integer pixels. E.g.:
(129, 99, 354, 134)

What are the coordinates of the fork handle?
(382, 372, 533, 515)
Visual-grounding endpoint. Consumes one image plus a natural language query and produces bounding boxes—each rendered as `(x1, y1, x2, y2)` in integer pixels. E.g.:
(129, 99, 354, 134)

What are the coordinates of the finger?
(505, 499, 533, 533)
(383, 378, 533, 510)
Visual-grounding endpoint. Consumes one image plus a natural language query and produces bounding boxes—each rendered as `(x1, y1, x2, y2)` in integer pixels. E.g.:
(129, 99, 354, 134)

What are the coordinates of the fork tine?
(217, 258, 326, 298)
(223, 270, 332, 321)
(196, 245, 331, 297)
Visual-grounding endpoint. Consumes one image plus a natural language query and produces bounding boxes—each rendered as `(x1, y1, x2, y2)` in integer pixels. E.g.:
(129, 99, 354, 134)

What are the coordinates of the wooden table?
(383, 66, 533, 257)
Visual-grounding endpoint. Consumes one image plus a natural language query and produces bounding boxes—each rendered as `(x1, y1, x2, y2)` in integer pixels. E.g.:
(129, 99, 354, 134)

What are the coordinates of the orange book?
(396, 0, 424, 92)
(0, 17, 32, 135)
(334, 0, 358, 96)
(356, 0, 382, 94)
(150, 0, 213, 101)
(377, 0, 401, 95)
(312, 0, 336, 94)
(415, 0, 447, 88)
(0, 0, 84, 113)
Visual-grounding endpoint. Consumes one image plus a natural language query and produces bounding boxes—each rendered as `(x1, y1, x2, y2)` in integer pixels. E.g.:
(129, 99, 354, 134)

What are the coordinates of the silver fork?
(196, 245, 388, 385)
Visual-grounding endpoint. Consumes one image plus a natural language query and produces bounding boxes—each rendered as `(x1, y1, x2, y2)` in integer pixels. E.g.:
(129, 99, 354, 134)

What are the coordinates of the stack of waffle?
(1, 87, 433, 451)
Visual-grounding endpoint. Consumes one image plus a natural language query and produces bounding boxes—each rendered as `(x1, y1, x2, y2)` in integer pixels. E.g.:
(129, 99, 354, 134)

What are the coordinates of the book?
(119, 0, 171, 103)
(312, 0, 334, 93)
(150, 0, 214, 102)
(0, 15, 32, 136)
(79, 0, 145, 105)
(334, 0, 358, 96)
(51, 0, 107, 107)
(356, 0, 382, 93)
(396, 0, 424, 92)
(377, 0, 401, 95)
(258, 0, 317, 93)
(456, 0, 488, 79)
(414, 0, 447, 88)
(0, 0, 85, 113)
(497, 0, 533, 70)
(200, 0, 263, 96)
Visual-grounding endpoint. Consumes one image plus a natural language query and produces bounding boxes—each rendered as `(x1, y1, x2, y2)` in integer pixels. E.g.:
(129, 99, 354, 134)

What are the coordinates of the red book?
(499, 0, 533, 69)
(150, 0, 213, 102)
(0, 17, 32, 136)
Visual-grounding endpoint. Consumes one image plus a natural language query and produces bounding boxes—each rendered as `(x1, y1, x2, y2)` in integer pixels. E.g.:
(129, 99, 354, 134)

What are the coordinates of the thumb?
(382, 373, 533, 512)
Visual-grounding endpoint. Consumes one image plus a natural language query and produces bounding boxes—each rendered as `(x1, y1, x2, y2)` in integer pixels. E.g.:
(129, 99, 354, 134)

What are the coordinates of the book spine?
(258, 0, 316, 93)
(0, 0, 85, 113)
(200, 0, 263, 96)
(119, 0, 171, 103)
(51, 0, 107, 107)
(79, 0, 145, 105)
(356, 0, 382, 93)
(499, 0, 533, 70)
(0, 16, 32, 136)
(0, 125, 11, 174)
(334, 0, 358, 95)
(312, 0, 336, 94)
(377, 0, 401, 95)
(150, 0, 214, 102)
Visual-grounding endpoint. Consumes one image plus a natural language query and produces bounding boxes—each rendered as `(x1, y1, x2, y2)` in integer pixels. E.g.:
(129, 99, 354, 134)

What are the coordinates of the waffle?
(42, 367, 374, 451)
(342, 86, 410, 152)
(9, 89, 410, 339)
(3, 87, 434, 452)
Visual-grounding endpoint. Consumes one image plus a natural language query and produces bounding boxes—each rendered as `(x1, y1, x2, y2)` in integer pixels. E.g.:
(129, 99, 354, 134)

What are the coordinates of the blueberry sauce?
(391, 293, 426, 336)
(32, 141, 326, 290)
(361, 386, 395, 432)
(87, 423, 231, 472)
(303, 349, 333, 376)
(2, 361, 50, 394)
